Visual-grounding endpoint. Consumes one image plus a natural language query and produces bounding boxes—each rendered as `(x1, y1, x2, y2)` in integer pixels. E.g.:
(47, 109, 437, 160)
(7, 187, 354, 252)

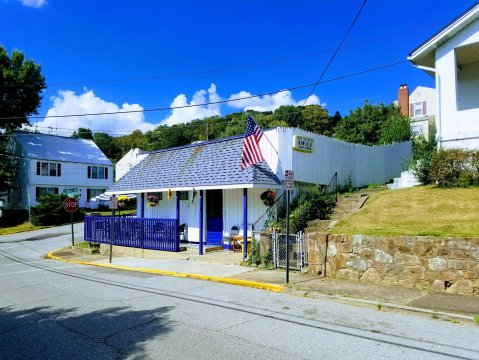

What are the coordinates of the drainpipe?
(243, 188, 247, 261)
(198, 190, 203, 255)
(409, 63, 442, 149)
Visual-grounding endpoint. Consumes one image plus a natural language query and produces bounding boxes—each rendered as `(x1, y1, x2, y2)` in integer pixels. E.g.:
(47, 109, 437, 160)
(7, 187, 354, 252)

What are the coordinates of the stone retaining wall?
(307, 233, 479, 295)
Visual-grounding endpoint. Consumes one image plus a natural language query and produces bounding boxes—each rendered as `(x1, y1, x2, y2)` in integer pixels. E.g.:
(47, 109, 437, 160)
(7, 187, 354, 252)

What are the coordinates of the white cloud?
(31, 89, 155, 136)
(228, 90, 322, 112)
(19, 0, 47, 8)
(162, 83, 222, 125)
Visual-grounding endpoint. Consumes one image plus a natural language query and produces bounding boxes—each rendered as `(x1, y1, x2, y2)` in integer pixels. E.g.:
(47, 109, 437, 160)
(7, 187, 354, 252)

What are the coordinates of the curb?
(46, 249, 284, 293)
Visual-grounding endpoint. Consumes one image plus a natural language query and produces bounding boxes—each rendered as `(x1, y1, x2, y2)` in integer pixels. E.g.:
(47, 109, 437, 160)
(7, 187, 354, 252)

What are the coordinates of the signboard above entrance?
(293, 135, 314, 152)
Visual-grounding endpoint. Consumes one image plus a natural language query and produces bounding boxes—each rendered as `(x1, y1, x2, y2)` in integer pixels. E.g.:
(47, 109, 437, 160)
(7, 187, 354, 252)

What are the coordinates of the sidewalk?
(47, 246, 479, 324)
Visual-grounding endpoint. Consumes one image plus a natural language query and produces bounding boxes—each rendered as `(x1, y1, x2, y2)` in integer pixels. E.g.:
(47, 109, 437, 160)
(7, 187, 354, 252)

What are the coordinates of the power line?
(0, 20, 446, 89)
(0, 59, 406, 122)
(300, 0, 368, 109)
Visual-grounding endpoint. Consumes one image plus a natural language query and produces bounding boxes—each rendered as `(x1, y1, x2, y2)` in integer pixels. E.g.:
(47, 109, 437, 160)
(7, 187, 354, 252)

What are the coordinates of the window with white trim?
(178, 191, 189, 200)
(36, 161, 61, 177)
(414, 102, 423, 116)
(411, 125, 424, 136)
(87, 188, 106, 200)
(36, 187, 58, 200)
(87, 165, 109, 179)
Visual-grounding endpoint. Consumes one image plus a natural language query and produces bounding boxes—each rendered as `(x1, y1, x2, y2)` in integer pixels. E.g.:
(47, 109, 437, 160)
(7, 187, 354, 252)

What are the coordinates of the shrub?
(430, 148, 479, 188)
(271, 186, 336, 232)
(410, 123, 437, 184)
(31, 194, 85, 226)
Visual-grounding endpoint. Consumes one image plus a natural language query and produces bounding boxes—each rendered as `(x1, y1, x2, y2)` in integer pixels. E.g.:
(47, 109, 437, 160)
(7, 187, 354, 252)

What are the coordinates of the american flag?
(241, 115, 264, 170)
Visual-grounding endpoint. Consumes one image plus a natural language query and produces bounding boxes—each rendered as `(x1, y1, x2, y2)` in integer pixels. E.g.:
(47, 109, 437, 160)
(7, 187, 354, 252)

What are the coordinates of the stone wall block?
(431, 280, 445, 291)
(436, 247, 452, 257)
(462, 271, 479, 279)
(346, 259, 368, 272)
(379, 238, 397, 253)
(362, 236, 378, 249)
(382, 276, 398, 285)
(327, 243, 338, 257)
(451, 249, 470, 259)
(447, 260, 476, 271)
(335, 269, 360, 280)
(384, 264, 405, 276)
(405, 265, 426, 280)
(428, 257, 447, 271)
(448, 240, 471, 251)
(338, 241, 353, 254)
(360, 268, 380, 283)
(352, 234, 363, 246)
(361, 249, 375, 260)
(332, 253, 348, 269)
(447, 279, 474, 295)
(440, 271, 460, 281)
(412, 240, 433, 256)
(471, 247, 479, 261)
(375, 249, 393, 263)
(394, 252, 405, 264)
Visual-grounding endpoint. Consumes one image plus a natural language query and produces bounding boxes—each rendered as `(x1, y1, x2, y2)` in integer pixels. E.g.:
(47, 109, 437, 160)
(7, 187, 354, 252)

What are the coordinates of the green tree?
(93, 132, 121, 161)
(333, 102, 410, 145)
(72, 127, 93, 140)
(0, 47, 46, 197)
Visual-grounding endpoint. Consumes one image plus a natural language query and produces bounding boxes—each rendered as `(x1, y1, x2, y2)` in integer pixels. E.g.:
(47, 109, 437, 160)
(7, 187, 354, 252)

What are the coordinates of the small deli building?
(84, 127, 411, 256)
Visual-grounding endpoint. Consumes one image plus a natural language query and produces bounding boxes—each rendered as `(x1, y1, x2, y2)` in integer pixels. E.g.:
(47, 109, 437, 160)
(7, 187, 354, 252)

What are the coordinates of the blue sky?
(1, 0, 477, 136)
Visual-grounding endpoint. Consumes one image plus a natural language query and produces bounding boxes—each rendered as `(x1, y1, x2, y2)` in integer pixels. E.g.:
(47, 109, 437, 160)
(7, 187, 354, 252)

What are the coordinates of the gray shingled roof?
(15, 133, 112, 165)
(108, 135, 281, 192)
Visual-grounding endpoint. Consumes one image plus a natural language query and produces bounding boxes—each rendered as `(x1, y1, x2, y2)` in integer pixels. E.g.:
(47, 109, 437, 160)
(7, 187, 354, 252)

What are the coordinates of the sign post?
(284, 170, 294, 283)
(63, 197, 79, 247)
(109, 195, 118, 263)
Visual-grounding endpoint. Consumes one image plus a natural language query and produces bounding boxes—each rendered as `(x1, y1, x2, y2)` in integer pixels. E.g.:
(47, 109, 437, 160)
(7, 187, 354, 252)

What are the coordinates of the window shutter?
(36, 162, 40, 175)
(105, 167, 108, 179)
(36, 187, 40, 199)
(87, 189, 91, 200)
(55, 188, 59, 194)
(409, 104, 414, 117)
(423, 101, 427, 115)
(87, 166, 91, 178)
(57, 163, 61, 177)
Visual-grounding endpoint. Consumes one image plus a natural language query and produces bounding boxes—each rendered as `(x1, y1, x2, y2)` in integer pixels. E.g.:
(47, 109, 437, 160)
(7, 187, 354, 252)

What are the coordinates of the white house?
(408, 3, 479, 149)
(4, 133, 113, 210)
(100, 127, 410, 253)
(115, 148, 149, 181)
(397, 84, 436, 138)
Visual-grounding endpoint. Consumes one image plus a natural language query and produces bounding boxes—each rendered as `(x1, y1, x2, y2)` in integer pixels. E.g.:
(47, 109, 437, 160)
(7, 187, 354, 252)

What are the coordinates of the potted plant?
(147, 194, 159, 207)
(260, 190, 276, 207)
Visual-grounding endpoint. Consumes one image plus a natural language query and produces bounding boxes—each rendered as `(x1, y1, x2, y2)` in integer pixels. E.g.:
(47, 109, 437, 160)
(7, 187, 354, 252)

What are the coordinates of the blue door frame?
(206, 189, 223, 246)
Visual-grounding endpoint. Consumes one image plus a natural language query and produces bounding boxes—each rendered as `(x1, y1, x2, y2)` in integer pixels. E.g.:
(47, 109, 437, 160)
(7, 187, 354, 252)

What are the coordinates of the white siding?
(435, 17, 479, 148)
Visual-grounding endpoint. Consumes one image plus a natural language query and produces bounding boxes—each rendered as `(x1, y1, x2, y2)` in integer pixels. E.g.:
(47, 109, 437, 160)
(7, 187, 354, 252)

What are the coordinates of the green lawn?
(0, 222, 48, 235)
(330, 185, 479, 237)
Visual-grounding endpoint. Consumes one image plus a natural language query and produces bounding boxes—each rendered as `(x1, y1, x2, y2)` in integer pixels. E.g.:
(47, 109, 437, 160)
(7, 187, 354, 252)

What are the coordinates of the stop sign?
(63, 197, 79, 213)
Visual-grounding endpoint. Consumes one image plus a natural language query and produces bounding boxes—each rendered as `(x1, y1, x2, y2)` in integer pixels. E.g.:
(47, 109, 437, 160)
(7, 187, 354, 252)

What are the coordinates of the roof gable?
(109, 136, 281, 193)
(15, 133, 112, 165)
(409, 3, 479, 68)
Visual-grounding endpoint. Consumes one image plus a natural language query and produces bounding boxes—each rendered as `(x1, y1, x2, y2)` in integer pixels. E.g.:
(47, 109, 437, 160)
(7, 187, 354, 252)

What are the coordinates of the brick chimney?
(398, 84, 409, 117)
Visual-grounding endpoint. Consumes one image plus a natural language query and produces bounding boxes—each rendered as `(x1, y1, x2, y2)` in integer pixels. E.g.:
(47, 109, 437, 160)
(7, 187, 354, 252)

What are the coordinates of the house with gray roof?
(3, 132, 113, 211)
(98, 127, 410, 255)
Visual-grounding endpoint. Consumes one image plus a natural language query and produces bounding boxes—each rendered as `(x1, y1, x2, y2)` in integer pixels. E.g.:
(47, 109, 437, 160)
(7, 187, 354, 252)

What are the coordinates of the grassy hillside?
(330, 185, 479, 237)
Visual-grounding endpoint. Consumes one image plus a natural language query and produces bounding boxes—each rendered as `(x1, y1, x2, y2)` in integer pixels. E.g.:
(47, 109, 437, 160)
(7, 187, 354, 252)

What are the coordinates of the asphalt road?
(0, 226, 478, 360)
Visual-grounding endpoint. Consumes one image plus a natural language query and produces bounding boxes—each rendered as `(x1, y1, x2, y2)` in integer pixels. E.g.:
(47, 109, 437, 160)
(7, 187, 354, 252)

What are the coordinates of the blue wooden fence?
(84, 216, 180, 252)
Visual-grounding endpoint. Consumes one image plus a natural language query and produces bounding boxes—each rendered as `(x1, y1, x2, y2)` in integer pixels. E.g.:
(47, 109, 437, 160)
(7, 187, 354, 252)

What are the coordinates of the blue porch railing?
(84, 216, 180, 252)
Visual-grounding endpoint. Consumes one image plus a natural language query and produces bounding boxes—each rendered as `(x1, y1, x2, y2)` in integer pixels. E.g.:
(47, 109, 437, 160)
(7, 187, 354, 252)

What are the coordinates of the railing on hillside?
(84, 216, 179, 252)
(324, 171, 338, 202)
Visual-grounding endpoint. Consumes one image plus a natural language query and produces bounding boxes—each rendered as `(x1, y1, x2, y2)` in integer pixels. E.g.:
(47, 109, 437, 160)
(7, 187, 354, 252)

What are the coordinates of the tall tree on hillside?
(333, 102, 410, 146)
(0, 47, 46, 196)
(114, 129, 146, 157)
(93, 132, 121, 161)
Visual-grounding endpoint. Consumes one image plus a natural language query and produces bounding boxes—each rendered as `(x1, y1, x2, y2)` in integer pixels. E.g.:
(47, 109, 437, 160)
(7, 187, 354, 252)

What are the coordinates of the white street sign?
(109, 196, 118, 210)
(284, 170, 294, 190)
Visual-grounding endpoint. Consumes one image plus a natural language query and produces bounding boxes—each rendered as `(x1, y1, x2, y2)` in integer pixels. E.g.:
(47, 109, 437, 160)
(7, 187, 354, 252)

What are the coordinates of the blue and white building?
(4, 132, 113, 210)
(87, 127, 410, 255)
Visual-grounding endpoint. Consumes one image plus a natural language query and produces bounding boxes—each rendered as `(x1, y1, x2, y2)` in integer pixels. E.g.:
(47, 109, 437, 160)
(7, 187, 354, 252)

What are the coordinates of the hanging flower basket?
(260, 190, 276, 207)
(117, 195, 129, 208)
(147, 194, 159, 207)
